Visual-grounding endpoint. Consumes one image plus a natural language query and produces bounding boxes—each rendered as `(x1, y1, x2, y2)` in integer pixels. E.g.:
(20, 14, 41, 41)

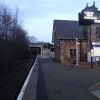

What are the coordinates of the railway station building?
(52, 3, 100, 64)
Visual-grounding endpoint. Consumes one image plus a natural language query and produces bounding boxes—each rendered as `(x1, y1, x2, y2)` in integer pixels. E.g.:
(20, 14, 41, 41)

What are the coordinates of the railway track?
(0, 56, 36, 100)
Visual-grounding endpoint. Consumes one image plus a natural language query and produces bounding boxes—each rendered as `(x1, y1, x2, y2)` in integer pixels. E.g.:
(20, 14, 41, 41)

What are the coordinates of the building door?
(70, 49, 76, 58)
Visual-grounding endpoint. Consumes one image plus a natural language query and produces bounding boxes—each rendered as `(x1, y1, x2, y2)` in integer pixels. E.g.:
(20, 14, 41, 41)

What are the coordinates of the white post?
(76, 38, 79, 66)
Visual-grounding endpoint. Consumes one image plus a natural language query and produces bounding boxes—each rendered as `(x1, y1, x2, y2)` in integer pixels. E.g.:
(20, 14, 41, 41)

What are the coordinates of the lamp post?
(90, 25, 93, 68)
(90, 26, 94, 69)
(91, 49, 94, 66)
(76, 38, 79, 66)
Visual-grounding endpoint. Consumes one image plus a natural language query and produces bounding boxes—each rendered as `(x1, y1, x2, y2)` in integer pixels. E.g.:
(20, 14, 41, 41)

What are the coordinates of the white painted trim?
(17, 56, 38, 100)
(91, 90, 100, 99)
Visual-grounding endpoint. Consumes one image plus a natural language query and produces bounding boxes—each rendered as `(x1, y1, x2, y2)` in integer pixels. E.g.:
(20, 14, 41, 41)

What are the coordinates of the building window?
(70, 49, 76, 58)
(96, 27, 98, 34)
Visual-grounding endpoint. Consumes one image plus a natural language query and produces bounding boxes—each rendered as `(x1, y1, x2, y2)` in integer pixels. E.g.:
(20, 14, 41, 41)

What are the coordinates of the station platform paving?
(17, 55, 100, 100)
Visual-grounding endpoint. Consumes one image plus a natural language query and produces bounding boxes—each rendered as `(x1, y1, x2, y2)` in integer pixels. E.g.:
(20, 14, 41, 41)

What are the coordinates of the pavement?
(18, 55, 100, 100)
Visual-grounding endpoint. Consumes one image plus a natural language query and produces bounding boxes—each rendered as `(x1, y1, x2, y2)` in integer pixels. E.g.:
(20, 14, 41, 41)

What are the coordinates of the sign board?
(78, 12, 93, 25)
(78, 3, 100, 25)
(84, 11, 100, 23)
(92, 42, 100, 57)
(79, 11, 100, 25)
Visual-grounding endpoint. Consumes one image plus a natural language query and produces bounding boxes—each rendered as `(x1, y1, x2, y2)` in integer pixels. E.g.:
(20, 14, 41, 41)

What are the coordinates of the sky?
(1, 0, 100, 42)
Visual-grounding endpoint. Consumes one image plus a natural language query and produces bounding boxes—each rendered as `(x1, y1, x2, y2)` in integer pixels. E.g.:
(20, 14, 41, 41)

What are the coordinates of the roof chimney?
(93, 1, 95, 7)
(86, 3, 89, 7)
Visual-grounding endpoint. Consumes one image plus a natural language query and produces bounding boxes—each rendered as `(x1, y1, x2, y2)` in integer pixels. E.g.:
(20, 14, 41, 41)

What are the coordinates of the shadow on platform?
(36, 59, 48, 100)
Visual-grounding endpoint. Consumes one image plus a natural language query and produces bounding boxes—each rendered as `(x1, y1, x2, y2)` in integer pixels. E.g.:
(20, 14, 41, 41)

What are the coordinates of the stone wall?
(60, 40, 78, 64)
(54, 42, 60, 62)
(59, 40, 90, 64)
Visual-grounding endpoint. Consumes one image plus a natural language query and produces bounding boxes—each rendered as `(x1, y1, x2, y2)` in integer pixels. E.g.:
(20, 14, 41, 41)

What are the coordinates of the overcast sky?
(1, 0, 100, 42)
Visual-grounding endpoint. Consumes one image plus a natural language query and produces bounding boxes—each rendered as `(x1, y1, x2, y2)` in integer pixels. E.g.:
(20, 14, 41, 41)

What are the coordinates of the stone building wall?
(86, 25, 100, 48)
(60, 40, 78, 64)
(54, 25, 100, 65)
(59, 40, 90, 64)
(54, 41, 60, 62)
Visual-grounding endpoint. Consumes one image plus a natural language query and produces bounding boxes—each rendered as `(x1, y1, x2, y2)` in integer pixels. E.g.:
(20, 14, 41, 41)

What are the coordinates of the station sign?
(78, 2, 100, 26)
(79, 11, 100, 25)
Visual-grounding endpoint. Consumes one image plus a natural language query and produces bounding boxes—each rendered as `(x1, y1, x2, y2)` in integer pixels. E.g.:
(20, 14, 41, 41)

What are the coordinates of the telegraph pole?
(90, 25, 93, 68)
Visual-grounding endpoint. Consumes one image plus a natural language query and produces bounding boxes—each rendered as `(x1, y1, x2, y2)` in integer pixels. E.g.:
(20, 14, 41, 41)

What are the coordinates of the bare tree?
(0, 3, 31, 72)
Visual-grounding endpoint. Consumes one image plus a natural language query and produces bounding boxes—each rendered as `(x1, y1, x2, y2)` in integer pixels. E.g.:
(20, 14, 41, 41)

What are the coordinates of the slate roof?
(53, 20, 85, 40)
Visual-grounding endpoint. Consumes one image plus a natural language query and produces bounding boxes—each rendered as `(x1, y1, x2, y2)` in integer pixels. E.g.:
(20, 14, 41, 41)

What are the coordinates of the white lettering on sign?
(92, 42, 100, 45)
(84, 12, 94, 16)
(84, 16, 97, 19)
(94, 19, 100, 23)
(84, 11, 97, 20)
